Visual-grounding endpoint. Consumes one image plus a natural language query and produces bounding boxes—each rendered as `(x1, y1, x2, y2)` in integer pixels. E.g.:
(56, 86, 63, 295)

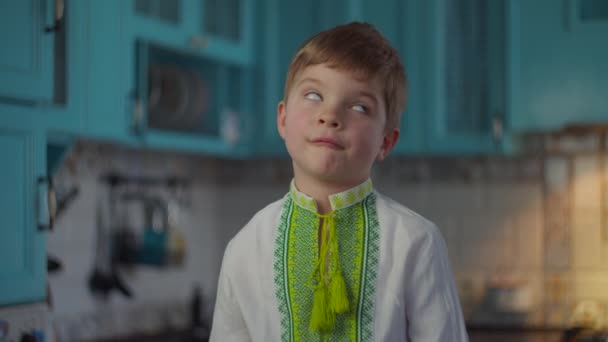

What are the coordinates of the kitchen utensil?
(88, 188, 133, 299)
(486, 276, 536, 313)
(137, 196, 169, 266)
(47, 255, 62, 273)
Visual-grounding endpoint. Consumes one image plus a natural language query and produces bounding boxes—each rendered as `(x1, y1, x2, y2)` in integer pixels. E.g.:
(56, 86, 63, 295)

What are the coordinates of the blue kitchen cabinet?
(0, 108, 47, 305)
(133, 40, 255, 157)
(260, 0, 505, 157)
(128, 0, 188, 47)
(44, 0, 89, 135)
(508, 0, 608, 132)
(0, 0, 95, 306)
(0, 0, 54, 103)
(255, 0, 327, 156)
(253, 0, 352, 156)
(256, 0, 422, 156)
(418, 0, 506, 155)
(84, 1, 134, 143)
(126, 0, 254, 66)
(357, 0, 424, 155)
(85, 0, 256, 157)
(0, 0, 88, 134)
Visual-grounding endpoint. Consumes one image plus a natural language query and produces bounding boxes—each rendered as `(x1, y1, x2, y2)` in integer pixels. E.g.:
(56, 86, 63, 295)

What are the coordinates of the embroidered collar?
(289, 178, 374, 212)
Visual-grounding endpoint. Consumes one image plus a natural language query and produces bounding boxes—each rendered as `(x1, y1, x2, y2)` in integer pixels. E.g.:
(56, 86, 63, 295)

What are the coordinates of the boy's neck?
(293, 175, 369, 214)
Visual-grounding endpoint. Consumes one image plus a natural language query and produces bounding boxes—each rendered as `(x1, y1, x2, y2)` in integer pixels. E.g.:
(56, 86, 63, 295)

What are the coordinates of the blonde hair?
(283, 22, 407, 132)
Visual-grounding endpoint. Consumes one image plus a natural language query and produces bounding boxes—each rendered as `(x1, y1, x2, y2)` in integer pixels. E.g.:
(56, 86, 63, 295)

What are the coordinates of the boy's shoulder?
(373, 191, 442, 241)
(226, 195, 287, 250)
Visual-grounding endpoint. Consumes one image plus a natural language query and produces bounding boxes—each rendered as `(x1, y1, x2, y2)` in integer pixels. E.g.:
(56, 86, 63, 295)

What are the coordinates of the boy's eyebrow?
(356, 91, 379, 106)
(296, 77, 323, 88)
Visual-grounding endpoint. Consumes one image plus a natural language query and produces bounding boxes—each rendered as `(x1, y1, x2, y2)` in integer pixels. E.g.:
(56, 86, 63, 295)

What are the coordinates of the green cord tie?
(309, 211, 350, 333)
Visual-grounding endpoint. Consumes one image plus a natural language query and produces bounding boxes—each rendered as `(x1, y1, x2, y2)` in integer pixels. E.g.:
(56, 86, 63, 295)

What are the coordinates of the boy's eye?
(352, 104, 368, 113)
(304, 92, 322, 101)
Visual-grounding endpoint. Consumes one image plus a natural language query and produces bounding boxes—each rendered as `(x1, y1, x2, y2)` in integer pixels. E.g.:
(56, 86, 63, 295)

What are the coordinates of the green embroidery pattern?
(329, 179, 373, 210)
(359, 194, 379, 342)
(275, 196, 294, 342)
(289, 181, 317, 212)
(287, 205, 318, 340)
(274, 189, 380, 342)
(329, 201, 366, 341)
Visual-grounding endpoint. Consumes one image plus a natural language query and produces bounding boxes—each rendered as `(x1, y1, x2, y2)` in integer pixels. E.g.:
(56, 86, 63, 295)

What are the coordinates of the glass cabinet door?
(192, 0, 254, 64)
(134, 0, 181, 24)
(127, 0, 253, 64)
(424, 0, 506, 154)
(201, 0, 241, 42)
(127, 0, 191, 47)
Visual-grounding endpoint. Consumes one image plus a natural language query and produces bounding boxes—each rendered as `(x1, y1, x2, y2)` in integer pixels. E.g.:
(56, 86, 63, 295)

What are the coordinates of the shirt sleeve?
(209, 240, 251, 342)
(404, 227, 469, 342)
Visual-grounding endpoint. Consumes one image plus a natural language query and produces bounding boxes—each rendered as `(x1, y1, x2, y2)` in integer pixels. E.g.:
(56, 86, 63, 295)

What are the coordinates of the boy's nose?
(317, 111, 341, 128)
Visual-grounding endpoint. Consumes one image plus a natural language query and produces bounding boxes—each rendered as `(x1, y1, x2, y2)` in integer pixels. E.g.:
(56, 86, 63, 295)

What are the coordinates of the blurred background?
(0, 0, 607, 341)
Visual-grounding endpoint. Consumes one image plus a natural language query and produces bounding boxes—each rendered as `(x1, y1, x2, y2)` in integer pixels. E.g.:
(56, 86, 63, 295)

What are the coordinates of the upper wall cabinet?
(0, 113, 47, 305)
(357, 0, 424, 155)
(419, 0, 506, 155)
(0, 0, 55, 103)
(0, 0, 89, 135)
(85, 0, 256, 158)
(127, 0, 254, 65)
(255, 0, 330, 156)
(256, 0, 423, 156)
(508, 0, 608, 132)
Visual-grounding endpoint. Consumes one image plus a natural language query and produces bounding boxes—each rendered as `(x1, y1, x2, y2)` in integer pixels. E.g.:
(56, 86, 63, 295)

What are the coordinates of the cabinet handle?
(492, 113, 504, 146)
(132, 97, 145, 135)
(190, 35, 209, 49)
(37, 177, 56, 231)
(44, 0, 65, 33)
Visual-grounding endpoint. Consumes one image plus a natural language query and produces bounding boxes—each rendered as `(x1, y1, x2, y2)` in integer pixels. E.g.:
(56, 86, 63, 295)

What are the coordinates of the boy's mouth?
(311, 137, 344, 150)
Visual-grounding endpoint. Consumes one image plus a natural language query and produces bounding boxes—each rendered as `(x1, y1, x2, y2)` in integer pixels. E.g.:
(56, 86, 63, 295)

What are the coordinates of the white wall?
(48, 140, 608, 340)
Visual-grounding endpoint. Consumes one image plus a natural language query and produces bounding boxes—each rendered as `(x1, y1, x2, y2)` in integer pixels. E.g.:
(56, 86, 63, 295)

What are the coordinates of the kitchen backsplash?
(47, 139, 608, 340)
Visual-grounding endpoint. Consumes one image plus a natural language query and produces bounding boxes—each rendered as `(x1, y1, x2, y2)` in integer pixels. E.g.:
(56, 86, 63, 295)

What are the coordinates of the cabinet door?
(358, 0, 424, 155)
(0, 0, 54, 103)
(127, 0, 190, 47)
(414, 0, 504, 154)
(194, 0, 255, 64)
(127, 0, 255, 65)
(134, 41, 252, 157)
(256, 0, 317, 156)
(257, 0, 358, 156)
(422, 0, 505, 154)
(0, 116, 46, 305)
(84, 1, 133, 142)
(508, 0, 608, 131)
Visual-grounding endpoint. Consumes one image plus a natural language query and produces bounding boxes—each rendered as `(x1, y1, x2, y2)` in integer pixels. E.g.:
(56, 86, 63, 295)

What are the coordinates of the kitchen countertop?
(467, 324, 564, 342)
(91, 327, 208, 342)
(92, 324, 608, 342)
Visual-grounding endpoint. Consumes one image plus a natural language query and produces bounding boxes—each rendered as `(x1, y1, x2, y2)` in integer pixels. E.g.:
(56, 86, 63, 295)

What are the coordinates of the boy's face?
(278, 63, 399, 188)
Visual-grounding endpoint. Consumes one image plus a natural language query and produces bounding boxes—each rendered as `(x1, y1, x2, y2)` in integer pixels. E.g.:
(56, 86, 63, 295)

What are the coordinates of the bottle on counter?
(190, 284, 209, 341)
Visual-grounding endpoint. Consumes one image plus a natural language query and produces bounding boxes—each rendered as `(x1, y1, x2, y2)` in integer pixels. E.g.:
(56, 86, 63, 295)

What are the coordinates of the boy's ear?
(277, 100, 287, 140)
(376, 129, 399, 161)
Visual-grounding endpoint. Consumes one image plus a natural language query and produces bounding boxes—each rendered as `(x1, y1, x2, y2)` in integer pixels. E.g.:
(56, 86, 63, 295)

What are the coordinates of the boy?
(210, 22, 468, 341)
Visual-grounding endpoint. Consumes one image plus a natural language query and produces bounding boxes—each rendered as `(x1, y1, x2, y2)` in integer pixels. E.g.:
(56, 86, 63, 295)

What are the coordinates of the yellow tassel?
(329, 272, 349, 314)
(310, 285, 335, 332)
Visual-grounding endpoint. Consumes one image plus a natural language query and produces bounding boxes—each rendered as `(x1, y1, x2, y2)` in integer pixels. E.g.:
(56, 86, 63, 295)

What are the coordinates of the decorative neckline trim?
(289, 178, 373, 212)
